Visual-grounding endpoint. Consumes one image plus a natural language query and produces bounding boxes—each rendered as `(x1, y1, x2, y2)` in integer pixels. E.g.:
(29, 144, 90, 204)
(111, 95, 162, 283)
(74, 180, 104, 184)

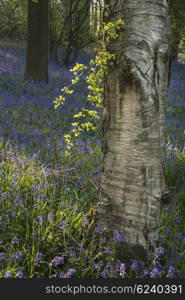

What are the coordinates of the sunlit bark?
(97, 0, 171, 259)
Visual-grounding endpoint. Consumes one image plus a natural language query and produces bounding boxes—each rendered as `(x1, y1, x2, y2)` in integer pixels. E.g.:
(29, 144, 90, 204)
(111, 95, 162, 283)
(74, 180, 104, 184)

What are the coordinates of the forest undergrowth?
(0, 44, 185, 278)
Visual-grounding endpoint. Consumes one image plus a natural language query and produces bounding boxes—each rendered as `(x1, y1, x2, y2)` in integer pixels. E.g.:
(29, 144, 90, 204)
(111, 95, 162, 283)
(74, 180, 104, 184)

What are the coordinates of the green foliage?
(0, 139, 102, 278)
(0, 41, 185, 277)
(1, 138, 185, 278)
(170, 1, 185, 56)
(54, 19, 124, 155)
(0, 0, 27, 40)
(50, 0, 92, 64)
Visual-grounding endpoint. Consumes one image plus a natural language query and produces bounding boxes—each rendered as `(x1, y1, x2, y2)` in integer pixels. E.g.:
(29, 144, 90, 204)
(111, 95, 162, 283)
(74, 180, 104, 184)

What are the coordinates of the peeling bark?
(97, 0, 171, 258)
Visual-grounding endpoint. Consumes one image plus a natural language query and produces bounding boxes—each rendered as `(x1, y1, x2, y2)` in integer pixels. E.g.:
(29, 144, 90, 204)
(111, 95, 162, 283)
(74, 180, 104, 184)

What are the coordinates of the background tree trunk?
(24, 0, 49, 83)
(97, 0, 171, 259)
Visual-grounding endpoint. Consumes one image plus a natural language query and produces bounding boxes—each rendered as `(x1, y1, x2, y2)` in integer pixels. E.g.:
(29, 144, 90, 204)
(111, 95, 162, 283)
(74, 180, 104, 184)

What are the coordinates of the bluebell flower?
(114, 230, 125, 243)
(37, 215, 44, 226)
(34, 252, 43, 266)
(106, 262, 113, 269)
(15, 251, 24, 260)
(16, 271, 24, 278)
(14, 196, 23, 207)
(63, 185, 71, 192)
(175, 216, 180, 225)
(93, 261, 104, 271)
(175, 233, 185, 240)
(81, 146, 88, 153)
(5, 271, 12, 278)
(101, 269, 108, 278)
(150, 267, 160, 278)
(67, 247, 75, 257)
(166, 203, 173, 213)
(115, 260, 122, 271)
(11, 236, 19, 244)
(11, 251, 24, 263)
(131, 260, 139, 271)
(167, 266, 175, 278)
(105, 247, 111, 256)
(11, 211, 16, 217)
(78, 243, 83, 251)
(119, 263, 126, 278)
(155, 247, 165, 257)
(158, 236, 166, 243)
(60, 269, 76, 278)
(95, 227, 103, 233)
(144, 269, 149, 276)
(59, 221, 67, 229)
(0, 253, 6, 264)
(52, 256, 64, 266)
(82, 219, 89, 227)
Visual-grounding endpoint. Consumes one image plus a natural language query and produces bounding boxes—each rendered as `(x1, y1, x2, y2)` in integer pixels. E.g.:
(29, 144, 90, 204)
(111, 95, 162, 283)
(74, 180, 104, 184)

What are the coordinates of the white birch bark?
(97, 0, 171, 257)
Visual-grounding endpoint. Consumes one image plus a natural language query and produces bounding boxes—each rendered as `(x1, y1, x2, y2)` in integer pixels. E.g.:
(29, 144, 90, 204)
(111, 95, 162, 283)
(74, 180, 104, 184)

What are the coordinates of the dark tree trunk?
(24, 0, 49, 83)
(171, 32, 180, 61)
(97, 0, 171, 260)
(49, 1, 57, 60)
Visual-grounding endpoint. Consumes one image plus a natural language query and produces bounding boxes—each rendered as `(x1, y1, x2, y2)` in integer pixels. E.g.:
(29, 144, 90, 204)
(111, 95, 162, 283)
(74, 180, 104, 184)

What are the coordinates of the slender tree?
(97, 0, 172, 259)
(24, 0, 49, 83)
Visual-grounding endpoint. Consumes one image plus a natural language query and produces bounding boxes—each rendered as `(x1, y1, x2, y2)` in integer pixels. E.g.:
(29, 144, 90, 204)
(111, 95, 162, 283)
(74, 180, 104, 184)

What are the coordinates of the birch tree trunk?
(97, 0, 171, 259)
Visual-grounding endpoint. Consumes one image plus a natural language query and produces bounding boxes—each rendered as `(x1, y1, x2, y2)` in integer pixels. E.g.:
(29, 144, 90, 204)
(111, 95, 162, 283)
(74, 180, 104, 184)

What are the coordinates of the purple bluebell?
(0, 253, 6, 264)
(115, 260, 122, 271)
(166, 203, 173, 213)
(67, 247, 76, 258)
(52, 256, 64, 266)
(37, 215, 44, 226)
(93, 261, 104, 271)
(11, 251, 24, 263)
(11, 236, 19, 244)
(81, 146, 88, 153)
(14, 197, 23, 208)
(105, 247, 111, 256)
(150, 267, 160, 278)
(15, 251, 24, 260)
(95, 227, 103, 233)
(106, 262, 113, 269)
(34, 252, 43, 266)
(144, 269, 149, 276)
(167, 266, 175, 278)
(59, 221, 67, 229)
(175, 233, 185, 240)
(119, 263, 126, 278)
(155, 247, 165, 257)
(130, 260, 139, 271)
(82, 219, 89, 227)
(175, 216, 180, 225)
(114, 230, 125, 243)
(101, 269, 108, 278)
(5, 271, 12, 278)
(60, 269, 76, 278)
(16, 271, 24, 278)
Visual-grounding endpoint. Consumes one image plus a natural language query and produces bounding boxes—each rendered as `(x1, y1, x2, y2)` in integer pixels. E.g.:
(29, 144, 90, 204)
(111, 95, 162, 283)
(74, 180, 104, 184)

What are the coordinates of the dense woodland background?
(0, 0, 185, 278)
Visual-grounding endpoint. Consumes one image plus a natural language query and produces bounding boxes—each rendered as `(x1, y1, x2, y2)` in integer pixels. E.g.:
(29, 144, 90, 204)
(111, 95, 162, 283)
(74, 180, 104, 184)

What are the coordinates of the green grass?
(0, 44, 185, 278)
(0, 135, 185, 278)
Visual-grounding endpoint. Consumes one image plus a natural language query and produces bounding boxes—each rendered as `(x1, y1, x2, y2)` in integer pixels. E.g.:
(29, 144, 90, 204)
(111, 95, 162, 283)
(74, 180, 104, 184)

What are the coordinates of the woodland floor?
(0, 42, 185, 278)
